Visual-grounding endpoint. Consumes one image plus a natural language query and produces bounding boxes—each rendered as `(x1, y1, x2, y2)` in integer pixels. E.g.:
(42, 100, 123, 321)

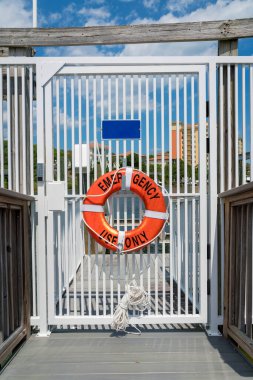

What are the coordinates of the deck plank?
(1, 331, 253, 379)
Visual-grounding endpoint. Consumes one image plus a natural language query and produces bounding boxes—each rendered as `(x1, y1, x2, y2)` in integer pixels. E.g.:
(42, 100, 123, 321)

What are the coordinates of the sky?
(0, 0, 252, 156)
(0, 0, 253, 56)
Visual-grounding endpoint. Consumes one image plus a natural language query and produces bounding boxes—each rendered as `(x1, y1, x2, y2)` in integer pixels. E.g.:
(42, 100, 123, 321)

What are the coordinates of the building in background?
(238, 137, 243, 156)
(171, 122, 208, 167)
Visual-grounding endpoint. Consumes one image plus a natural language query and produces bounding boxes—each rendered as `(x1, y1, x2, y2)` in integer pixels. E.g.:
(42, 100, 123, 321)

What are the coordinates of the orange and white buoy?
(82, 167, 168, 253)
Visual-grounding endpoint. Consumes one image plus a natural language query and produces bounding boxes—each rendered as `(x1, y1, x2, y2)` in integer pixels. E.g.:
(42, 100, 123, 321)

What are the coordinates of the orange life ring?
(82, 168, 168, 253)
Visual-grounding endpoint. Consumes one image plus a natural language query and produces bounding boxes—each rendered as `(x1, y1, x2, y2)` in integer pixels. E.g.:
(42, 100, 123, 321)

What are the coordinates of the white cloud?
(44, 46, 103, 57)
(0, 0, 32, 27)
(121, 41, 217, 56)
(42, 3, 116, 28)
(166, 0, 198, 14)
(162, 0, 253, 22)
(79, 7, 110, 19)
(39, 0, 253, 57)
(120, 0, 253, 56)
(143, 0, 160, 9)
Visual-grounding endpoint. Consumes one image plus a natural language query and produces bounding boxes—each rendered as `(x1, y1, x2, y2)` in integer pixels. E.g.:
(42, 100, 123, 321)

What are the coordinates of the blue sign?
(102, 120, 141, 140)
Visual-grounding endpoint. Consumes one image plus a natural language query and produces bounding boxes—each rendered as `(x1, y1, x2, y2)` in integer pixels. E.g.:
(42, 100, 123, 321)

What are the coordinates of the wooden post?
(217, 39, 238, 338)
(0, 47, 34, 193)
(0, 47, 34, 57)
(223, 199, 230, 338)
(218, 39, 238, 190)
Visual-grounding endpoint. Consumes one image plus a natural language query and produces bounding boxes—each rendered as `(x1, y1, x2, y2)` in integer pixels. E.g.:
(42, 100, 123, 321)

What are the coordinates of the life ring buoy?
(82, 167, 168, 253)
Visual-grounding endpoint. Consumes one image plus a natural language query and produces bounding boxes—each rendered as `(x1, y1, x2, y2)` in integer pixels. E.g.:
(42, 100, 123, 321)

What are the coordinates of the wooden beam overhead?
(0, 18, 252, 47)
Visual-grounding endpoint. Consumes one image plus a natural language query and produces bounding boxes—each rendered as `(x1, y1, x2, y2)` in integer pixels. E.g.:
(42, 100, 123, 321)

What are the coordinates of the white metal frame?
(1, 56, 253, 335)
(36, 60, 208, 333)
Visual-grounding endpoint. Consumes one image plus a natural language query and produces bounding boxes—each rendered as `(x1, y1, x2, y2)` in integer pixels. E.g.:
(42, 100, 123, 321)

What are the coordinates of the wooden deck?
(1, 328, 253, 379)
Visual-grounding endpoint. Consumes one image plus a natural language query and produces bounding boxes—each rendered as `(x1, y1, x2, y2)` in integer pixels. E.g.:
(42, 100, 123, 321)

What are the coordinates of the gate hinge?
(206, 138, 210, 154)
(207, 243, 211, 260)
(207, 279, 211, 295)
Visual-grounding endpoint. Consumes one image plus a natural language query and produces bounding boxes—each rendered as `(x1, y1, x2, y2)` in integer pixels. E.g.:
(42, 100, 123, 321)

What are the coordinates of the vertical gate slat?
(138, 76, 144, 292)
(176, 76, 180, 193)
(100, 77, 106, 316)
(168, 76, 173, 315)
(29, 66, 34, 195)
(7, 66, 12, 190)
(219, 65, 224, 193)
(56, 77, 60, 182)
(145, 76, 151, 312)
(115, 75, 120, 305)
(177, 198, 181, 314)
(85, 77, 92, 316)
(130, 76, 136, 288)
(14, 66, 19, 192)
(175, 76, 181, 314)
(78, 77, 84, 316)
(153, 76, 158, 314)
(242, 65, 246, 185)
(70, 78, 77, 316)
(108, 76, 114, 315)
(58, 213, 62, 316)
(250, 65, 253, 182)
(234, 65, 239, 187)
(227, 65, 231, 189)
(161, 76, 166, 315)
(184, 75, 188, 315)
(71, 78, 75, 195)
(63, 78, 70, 316)
(21, 67, 26, 194)
(93, 76, 99, 316)
(191, 76, 195, 194)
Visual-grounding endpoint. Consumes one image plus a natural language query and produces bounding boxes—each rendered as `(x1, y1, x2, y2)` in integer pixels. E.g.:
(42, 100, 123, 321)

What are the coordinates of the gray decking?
(1, 328, 253, 379)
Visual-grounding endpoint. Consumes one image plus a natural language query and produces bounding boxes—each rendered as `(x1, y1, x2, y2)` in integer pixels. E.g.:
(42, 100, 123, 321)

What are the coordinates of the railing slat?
(235, 207, 241, 327)
(220, 184, 253, 355)
(228, 206, 236, 326)
(239, 205, 247, 332)
(246, 203, 252, 338)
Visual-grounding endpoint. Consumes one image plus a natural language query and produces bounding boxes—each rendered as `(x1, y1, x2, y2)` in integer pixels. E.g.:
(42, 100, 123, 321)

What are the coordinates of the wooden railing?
(0, 189, 34, 367)
(219, 182, 253, 358)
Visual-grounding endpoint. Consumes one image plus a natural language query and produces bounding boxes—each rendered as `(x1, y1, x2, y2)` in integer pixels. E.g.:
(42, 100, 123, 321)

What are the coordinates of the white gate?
(36, 59, 207, 330)
(2, 56, 253, 335)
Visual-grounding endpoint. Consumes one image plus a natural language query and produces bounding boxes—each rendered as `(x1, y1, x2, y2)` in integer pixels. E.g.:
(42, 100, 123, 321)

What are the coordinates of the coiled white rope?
(111, 280, 150, 334)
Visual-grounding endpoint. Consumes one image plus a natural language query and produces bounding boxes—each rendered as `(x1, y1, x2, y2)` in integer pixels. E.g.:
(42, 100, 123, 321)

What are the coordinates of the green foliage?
(1, 145, 201, 193)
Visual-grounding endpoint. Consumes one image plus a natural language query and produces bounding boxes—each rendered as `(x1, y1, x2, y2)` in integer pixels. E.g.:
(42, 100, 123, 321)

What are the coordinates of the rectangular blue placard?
(102, 120, 141, 140)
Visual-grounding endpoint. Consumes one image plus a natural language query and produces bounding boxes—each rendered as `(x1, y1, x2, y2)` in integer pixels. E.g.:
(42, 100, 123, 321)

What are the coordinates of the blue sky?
(0, 0, 252, 155)
(0, 0, 253, 56)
